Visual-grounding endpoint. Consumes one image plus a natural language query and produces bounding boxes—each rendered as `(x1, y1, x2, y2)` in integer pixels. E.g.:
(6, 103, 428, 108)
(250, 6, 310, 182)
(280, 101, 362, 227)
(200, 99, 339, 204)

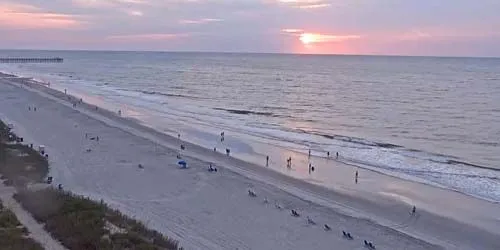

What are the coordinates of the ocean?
(1, 50, 499, 202)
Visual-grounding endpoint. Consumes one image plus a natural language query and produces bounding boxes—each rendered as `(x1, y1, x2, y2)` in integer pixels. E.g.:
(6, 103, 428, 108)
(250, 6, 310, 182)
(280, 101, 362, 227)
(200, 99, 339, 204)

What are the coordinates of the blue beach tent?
(178, 160, 187, 168)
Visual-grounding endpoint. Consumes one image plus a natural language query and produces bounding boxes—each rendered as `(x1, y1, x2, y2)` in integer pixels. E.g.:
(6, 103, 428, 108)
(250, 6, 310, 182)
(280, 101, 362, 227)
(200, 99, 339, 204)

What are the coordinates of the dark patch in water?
(120, 89, 203, 100)
(214, 108, 274, 117)
(446, 160, 500, 171)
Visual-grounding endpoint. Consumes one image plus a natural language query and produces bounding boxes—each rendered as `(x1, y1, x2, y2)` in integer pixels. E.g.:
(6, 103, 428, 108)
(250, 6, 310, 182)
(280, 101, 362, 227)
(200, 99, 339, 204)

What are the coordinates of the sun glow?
(299, 33, 315, 44)
(299, 33, 360, 45)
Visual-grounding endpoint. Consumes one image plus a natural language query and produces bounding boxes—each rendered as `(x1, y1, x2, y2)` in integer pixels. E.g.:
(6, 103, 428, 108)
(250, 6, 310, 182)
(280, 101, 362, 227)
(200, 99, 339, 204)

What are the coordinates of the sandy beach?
(1, 75, 499, 250)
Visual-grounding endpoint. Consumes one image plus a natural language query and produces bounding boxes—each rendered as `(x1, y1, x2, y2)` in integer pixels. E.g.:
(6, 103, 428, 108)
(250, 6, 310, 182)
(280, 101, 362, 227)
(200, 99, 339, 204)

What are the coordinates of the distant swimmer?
(266, 155, 269, 167)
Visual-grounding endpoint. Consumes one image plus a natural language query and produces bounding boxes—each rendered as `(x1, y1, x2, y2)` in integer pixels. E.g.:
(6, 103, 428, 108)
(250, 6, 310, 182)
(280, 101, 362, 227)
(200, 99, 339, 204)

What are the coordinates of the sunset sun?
(299, 33, 316, 44)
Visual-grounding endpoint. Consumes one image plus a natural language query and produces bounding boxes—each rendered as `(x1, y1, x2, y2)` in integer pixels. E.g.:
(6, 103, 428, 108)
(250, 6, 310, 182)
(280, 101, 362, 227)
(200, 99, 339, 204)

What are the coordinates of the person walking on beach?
(220, 132, 225, 142)
(355, 170, 359, 184)
(266, 155, 269, 167)
(327, 151, 330, 158)
(308, 163, 312, 174)
(308, 149, 311, 158)
(411, 206, 416, 215)
(336, 152, 339, 159)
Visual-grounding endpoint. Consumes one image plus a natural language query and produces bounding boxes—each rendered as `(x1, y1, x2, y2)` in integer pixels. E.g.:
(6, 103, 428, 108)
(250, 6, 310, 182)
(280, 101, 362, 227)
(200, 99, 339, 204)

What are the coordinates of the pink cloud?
(276, 0, 331, 9)
(124, 10, 144, 16)
(106, 33, 189, 41)
(179, 18, 223, 25)
(0, 3, 84, 30)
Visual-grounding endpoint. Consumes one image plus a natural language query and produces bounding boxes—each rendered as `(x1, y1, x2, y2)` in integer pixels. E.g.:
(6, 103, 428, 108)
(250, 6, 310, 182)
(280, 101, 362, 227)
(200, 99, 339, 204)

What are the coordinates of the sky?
(1, 0, 500, 56)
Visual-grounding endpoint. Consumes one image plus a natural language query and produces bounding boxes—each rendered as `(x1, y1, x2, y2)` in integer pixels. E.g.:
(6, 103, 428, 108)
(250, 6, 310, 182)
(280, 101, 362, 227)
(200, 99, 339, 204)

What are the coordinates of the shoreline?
(1, 74, 499, 249)
(1, 69, 498, 204)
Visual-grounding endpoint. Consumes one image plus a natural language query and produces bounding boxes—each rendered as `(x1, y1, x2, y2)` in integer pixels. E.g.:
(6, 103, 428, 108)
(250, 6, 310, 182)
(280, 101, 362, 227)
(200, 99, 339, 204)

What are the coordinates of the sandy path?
(0, 180, 66, 250)
(1, 77, 499, 250)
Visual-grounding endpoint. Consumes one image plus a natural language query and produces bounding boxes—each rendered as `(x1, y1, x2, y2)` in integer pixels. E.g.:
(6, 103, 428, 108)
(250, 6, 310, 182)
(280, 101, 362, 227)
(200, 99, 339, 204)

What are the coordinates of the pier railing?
(0, 57, 63, 63)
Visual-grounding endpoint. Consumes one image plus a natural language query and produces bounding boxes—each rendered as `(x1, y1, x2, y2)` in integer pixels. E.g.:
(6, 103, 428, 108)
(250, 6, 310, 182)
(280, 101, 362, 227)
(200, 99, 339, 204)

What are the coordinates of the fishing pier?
(0, 58, 64, 63)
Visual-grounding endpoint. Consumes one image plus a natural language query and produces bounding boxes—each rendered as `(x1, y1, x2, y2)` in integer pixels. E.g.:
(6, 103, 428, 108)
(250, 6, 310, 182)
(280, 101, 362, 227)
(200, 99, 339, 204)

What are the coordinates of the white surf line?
(3, 79, 453, 249)
(0, 180, 67, 250)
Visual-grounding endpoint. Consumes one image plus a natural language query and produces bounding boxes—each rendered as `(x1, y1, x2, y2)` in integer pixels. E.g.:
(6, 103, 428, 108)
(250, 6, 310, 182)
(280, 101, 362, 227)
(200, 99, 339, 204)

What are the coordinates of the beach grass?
(14, 189, 181, 250)
(0, 200, 44, 250)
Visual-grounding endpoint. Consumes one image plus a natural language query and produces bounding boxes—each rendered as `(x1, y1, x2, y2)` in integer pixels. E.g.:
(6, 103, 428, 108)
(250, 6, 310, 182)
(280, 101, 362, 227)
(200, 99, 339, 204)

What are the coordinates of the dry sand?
(1, 75, 499, 250)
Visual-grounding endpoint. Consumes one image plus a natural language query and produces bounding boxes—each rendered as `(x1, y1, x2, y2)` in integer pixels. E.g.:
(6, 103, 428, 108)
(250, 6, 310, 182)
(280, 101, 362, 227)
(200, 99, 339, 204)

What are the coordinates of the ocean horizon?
(2, 49, 500, 59)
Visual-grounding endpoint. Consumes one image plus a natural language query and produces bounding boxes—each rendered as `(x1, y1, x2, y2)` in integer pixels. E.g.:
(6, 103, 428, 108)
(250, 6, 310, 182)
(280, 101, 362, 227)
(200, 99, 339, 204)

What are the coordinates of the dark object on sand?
(138, 164, 144, 169)
(324, 224, 331, 231)
(364, 240, 375, 249)
(311, 166, 315, 172)
(180, 145, 185, 150)
(307, 216, 316, 225)
(226, 148, 230, 156)
(47, 176, 53, 184)
(208, 164, 217, 172)
(86, 149, 92, 152)
(45, 154, 49, 158)
(58, 184, 63, 190)
(213, 147, 216, 152)
(30, 144, 33, 148)
(248, 189, 257, 197)
(176, 154, 181, 159)
(343, 231, 353, 239)
(291, 209, 300, 217)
